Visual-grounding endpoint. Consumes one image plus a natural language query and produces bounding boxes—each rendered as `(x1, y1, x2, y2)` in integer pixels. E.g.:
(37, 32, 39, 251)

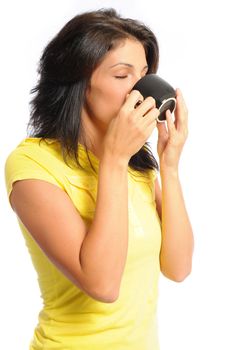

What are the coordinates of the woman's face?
(83, 38, 149, 132)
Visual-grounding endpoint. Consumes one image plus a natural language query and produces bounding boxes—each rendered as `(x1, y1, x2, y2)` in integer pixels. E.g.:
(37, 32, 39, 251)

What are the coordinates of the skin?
(81, 38, 194, 281)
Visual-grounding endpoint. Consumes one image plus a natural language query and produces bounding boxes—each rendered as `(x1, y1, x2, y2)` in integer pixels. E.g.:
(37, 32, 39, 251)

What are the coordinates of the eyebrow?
(109, 62, 148, 70)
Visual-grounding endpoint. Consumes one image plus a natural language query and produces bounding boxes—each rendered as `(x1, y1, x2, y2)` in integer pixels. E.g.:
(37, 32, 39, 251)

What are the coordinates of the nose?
(134, 73, 144, 84)
(130, 74, 144, 92)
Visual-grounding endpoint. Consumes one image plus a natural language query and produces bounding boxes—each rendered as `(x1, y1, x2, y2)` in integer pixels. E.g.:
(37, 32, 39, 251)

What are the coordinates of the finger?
(141, 107, 159, 127)
(175, 88, 188, 130)
(156, 118, 168, 139)
(124, 90, 144, 110)
(135, 96, 156, 117)
(176, 88, 188, 111)
(166, 110, 176, 137)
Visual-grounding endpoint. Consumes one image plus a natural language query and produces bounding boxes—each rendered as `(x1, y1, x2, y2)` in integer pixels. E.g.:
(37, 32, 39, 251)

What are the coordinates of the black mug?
(132, 74, 176, 122)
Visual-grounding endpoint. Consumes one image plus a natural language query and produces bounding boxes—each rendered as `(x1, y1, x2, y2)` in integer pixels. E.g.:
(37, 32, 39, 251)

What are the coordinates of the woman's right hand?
(102, 90, 160, 163)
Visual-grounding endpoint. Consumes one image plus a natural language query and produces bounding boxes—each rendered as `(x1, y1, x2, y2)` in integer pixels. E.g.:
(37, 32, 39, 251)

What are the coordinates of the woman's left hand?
(157, 88, 188, 171)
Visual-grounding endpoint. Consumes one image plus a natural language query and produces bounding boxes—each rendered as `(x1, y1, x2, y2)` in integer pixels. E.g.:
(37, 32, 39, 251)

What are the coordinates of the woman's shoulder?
(5, 137, 72, 170)
(10, 137, 60, 157)
(128, 166, 157, 184)
(4, 138, 67, 198)
(5, 137, 97, 197)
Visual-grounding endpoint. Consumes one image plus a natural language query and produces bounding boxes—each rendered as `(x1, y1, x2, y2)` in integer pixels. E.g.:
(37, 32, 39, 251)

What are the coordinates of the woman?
(5, 8, 194, 350)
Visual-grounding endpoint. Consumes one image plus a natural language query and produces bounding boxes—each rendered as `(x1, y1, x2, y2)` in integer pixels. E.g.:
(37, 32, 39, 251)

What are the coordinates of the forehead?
(99, 38, 147, 69)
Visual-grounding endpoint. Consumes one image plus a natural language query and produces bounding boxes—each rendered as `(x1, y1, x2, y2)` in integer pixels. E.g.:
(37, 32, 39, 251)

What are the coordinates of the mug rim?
(157, 97, 176, 123)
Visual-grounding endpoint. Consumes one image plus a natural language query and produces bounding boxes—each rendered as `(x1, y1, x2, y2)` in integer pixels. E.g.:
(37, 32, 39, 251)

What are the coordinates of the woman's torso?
(5, 138, 162, 350)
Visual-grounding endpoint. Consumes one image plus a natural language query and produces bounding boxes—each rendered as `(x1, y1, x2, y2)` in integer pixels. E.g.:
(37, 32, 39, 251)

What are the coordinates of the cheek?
(107, 89, 128, 118)
(109, 81, 132, 108)
(87, 84, 127, 117)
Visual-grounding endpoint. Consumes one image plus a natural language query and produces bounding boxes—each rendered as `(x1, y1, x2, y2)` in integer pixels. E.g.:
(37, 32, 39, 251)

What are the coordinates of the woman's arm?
(155, 88, 194, 282)
(155, 175, 194, 282)
(10, 154, 129, 304)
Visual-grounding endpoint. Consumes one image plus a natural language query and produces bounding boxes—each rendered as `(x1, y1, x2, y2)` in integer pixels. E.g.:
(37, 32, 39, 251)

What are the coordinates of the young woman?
(5, 8, 194, 350)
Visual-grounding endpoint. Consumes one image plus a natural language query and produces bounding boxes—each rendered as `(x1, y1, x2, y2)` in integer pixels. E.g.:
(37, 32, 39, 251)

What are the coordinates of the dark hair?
(28, 8, 159, 173)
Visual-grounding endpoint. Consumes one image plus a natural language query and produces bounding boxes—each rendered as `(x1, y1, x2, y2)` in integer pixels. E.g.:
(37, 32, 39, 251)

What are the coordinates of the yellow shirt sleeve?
(4, 148, 64, 203)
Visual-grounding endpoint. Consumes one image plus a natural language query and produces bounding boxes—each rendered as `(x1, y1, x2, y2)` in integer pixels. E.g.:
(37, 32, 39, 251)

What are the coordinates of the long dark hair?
(28, 8, 159, 173)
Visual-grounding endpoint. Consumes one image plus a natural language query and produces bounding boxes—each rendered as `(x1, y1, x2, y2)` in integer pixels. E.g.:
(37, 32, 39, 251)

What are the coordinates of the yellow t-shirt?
(5, 137, 162, 350)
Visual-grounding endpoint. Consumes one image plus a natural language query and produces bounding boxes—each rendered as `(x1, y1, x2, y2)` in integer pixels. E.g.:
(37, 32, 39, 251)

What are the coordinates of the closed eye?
(115, 76, 128, 79)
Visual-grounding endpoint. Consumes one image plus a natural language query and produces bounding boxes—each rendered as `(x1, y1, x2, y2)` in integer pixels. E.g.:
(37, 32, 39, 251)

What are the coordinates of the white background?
(1, 1, 232, 349)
